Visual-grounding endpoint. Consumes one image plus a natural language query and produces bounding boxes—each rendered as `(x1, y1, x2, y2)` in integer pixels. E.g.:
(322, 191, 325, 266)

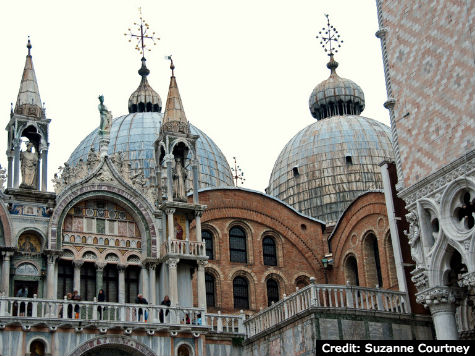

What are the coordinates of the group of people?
(61, 290, 82, 318)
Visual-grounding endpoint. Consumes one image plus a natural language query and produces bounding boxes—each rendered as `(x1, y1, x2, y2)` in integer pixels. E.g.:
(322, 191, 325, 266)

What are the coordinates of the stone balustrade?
(206, 310, 246, 334)
(244, 283, 410, 337)
(160, 239, 206, 258)
(0, 295, 206, 327)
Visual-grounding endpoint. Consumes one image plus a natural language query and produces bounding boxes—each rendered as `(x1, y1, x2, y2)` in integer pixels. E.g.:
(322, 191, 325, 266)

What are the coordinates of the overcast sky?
(0, 0, 389, 192)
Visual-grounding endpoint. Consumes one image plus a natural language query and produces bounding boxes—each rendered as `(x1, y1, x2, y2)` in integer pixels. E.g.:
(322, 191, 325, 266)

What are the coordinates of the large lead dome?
(67, 58, 233, 189)
(267, 55, 393, 225)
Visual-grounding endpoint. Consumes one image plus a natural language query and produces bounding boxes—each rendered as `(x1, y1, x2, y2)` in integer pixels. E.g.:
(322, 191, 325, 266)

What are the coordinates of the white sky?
(0, 0, 389, 192)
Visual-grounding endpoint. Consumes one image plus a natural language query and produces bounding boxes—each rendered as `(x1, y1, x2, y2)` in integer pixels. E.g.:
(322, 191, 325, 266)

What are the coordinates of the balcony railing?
(160, 239, 206, 258)
(244, 282, 410, 337)
(0, 295, 245, 335)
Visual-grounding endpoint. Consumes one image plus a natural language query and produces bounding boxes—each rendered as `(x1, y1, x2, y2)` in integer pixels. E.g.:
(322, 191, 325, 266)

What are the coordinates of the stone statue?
(98, 95, 112, 135)
(20, 142, 38, 189)
(173, 157, 187, 200)
(0, 164, 6, 189)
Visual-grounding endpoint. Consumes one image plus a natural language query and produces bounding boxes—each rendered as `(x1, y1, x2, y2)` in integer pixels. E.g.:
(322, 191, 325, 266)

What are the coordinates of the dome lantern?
(128, 57, 162, 113)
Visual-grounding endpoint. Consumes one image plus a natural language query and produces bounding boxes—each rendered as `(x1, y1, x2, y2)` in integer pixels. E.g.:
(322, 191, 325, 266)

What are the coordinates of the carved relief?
(404, 211, 423, 266)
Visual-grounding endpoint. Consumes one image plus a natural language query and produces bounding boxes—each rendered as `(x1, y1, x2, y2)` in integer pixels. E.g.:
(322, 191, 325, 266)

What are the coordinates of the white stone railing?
(244, 282, 410, 337)
(0, 296, 206, 327)
(206, 310, 246, 334)
(161, 239, 206, 257)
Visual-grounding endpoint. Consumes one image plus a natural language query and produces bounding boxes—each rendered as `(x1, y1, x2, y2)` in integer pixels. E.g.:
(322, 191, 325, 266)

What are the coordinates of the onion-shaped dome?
(267, 115, 393, 225)
(67, 112, 234, 188)
(128, 58, 162, 113)
(309, 56, 365, 120)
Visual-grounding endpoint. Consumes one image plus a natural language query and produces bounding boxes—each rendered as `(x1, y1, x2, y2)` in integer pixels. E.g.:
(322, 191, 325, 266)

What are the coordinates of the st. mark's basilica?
(0, 1, 474, 355)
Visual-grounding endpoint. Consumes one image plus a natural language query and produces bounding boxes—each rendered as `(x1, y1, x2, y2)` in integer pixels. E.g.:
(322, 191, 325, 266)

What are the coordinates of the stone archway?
(68, 336, 157, 356)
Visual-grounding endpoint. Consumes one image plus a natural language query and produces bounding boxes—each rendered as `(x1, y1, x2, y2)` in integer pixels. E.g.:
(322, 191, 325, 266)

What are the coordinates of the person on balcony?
(16, 285, 28, 316)
(97, 289, 106, 319)
(159, 295, 171, 323)
(72, 290, 81, 319)
(135, 294, 148, 322)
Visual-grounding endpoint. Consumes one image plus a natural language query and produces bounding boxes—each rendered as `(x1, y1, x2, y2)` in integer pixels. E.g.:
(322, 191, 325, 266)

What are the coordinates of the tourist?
(72, 290, 81, 319)
(135, 294, 148, 322)
(159, 295, 171, 323)
(97, 289, 106, 319)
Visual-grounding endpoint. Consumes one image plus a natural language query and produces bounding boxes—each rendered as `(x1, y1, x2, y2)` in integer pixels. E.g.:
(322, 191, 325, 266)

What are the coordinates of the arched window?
(233, 276, 249, 309)
(344, 255, 359, 286)
(80, 262, 96, 301)
(266, 278, 279, 306)
(57, 260, 73, 299)
(363, 234, 383, 288)
(202, 230, 214, 260)
(205, 272, 215, 307)
(295, 275, 310, 289)
(229, 227, 247, 263)
(262, 236, 277, 266)
(125, 266, 140, 303)
(30, 339, 45, 356)
(103, 265, 118, 302)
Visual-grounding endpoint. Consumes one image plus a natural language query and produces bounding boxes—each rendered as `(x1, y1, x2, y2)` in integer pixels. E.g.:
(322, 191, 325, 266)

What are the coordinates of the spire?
(14, 38, 44, 119)
(161, 57, 190, 134)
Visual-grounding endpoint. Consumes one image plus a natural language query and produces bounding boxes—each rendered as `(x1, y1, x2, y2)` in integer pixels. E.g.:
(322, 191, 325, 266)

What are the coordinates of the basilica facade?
(0, 11, 446, 355)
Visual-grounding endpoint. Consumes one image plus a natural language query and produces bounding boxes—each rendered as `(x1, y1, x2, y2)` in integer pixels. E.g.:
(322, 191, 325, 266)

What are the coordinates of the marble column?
(418, 286, 459, 340)
(197, 260, 207, 309)
(141, 265, 149, 300)
(192, 159, 199, 204)
(46, 255, 58, 299)
(7, 154, 13, 188)
(72, 260, 84, 294)
(1, 252, 13, 296)
(118, 264, 126, 304)
(148, 263, 157, 305)
(166, 208, 175, 241)
(41, 148, 48, 191)
(95, 262, 106, 294)
(13, 139, 20, 188)
(167, 258, 179, 306)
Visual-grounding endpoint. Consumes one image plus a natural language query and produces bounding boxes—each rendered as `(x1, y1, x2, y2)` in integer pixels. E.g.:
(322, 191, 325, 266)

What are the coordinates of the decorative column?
(164, 154, 174, 202)
(141, 264, 149, 300)
(95, 262, 106, 294)
(40, 147, 48, 191)
(72, 260, 84, 294)
(416, 286, 460, 340)
(1, 252, 13, 296)
(166, 258, 179, 306)
(46, 254, 58, 299)
(118, 264, 126, 304)
(13, 139, 21, 188)
(165, 208, 175, 241)
(192, 159, 199, 204)
(7, 153, 13, 188)
(148, 263, 157, 305)
(197, 260, 207, 309)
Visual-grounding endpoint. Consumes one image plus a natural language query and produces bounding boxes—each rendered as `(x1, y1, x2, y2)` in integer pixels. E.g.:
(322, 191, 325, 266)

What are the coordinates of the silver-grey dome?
(67, 112, 234, 188)
(267, 115, 393, 225)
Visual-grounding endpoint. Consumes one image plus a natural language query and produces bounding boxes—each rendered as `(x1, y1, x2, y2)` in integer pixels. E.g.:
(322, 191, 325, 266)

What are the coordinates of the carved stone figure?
(405, 211, 423, 266)
(173, 157, 187, 201)
(20, 142, 38, 189)
(98, 95, 112, 135)
(0, 164, 6, 189)
(87, 147, 100, 171)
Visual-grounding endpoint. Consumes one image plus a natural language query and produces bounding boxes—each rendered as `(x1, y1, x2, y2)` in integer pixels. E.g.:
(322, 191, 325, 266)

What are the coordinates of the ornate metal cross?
(316, 14, 343, 56)
(124, 8, 159, 55)
(231, 157, 245, 186)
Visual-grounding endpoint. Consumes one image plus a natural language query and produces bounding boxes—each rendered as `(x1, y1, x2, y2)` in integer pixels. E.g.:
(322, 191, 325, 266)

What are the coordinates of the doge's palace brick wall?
(377, 0, 475, 188)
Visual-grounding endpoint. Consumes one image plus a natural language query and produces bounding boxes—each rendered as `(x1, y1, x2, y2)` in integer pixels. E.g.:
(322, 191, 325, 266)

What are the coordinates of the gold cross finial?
(124, 8, 159, 56)
(316, 14, 343, 56)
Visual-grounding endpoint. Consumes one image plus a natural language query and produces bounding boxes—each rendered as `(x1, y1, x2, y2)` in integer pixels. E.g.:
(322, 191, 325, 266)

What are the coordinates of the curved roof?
(67, 112, 234, 189)
(267, 115, 393, 225)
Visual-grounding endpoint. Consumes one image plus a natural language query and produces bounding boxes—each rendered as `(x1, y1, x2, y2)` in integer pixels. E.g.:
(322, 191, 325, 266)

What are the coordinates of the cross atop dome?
(316, 14, 343, 57)
(124, 8, 159, 57)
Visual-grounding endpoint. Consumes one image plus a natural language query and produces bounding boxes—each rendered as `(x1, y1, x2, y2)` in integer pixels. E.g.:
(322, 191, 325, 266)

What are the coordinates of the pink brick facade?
(377, 0, 475, 187)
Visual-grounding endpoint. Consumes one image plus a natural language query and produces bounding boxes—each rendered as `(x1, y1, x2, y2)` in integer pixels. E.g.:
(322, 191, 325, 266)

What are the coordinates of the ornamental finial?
(315, 14, 343, 57)
(124, 7, 160, 56)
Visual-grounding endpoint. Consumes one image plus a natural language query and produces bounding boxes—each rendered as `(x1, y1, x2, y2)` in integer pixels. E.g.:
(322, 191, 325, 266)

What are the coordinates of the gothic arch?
(49, 186, 156, 257)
